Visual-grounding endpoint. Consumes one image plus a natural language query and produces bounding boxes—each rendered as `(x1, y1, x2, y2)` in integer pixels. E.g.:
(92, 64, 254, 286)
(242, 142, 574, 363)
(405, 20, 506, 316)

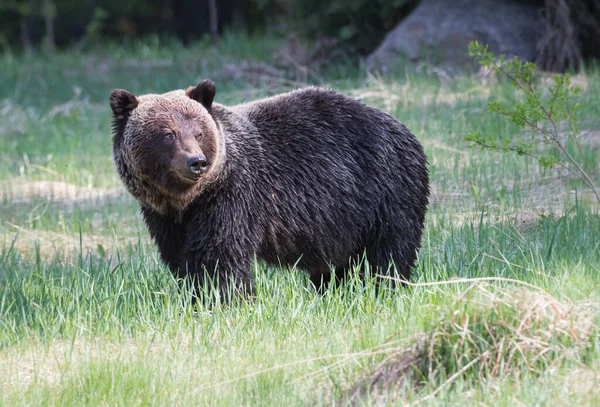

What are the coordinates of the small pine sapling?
(466, 41, 599, 203)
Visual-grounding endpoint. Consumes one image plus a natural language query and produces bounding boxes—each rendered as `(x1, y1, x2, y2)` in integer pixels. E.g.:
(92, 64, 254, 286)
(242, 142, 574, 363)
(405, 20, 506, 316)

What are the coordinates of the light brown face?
(110, 80, 221, 210)
(165, 118, 209, 184)
(124, 99, 218, 196)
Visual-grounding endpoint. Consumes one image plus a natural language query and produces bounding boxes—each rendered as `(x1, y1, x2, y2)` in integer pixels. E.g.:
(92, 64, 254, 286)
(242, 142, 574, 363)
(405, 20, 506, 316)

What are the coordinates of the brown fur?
(112, 90, 225, 214)
(110, 80, 430, 299)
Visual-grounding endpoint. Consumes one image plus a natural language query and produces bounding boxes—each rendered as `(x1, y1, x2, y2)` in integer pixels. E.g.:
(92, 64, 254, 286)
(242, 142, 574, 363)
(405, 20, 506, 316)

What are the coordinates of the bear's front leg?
(179, 204, 260, 301)
(140, 205, 186, 273)
(180, 243, 256, 301)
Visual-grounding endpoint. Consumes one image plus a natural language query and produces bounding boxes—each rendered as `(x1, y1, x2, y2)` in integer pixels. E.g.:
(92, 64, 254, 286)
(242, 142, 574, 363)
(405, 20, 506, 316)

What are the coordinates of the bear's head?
(109, 80, 224, 214)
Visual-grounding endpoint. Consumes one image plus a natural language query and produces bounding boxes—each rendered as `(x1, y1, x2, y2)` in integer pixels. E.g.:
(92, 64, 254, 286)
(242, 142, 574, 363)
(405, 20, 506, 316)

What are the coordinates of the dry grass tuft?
(349, 77, 491, 112)
(343, 284, 599, 405)
(0, 100, 32, 135)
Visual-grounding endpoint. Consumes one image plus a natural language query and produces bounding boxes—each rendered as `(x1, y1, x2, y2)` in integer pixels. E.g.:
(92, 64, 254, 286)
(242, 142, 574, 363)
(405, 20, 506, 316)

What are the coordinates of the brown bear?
(109, 80, 429, 299)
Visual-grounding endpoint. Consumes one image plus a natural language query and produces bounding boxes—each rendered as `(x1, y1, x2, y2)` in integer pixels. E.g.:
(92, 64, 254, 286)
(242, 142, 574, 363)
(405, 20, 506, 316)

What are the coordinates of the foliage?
(254, 0, 419, 54)
(0, 0, 258, 49)
(466, 41, 600, 203)
(0, 0, 420, 53)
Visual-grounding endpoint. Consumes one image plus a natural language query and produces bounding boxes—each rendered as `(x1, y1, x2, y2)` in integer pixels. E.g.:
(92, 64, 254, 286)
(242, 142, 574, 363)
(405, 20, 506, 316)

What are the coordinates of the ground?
(0, 33, 599, 406)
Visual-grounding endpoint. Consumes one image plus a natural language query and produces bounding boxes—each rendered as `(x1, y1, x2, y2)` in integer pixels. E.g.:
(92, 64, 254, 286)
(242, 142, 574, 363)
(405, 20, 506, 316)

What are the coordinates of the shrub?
(466, 41, 600, 203)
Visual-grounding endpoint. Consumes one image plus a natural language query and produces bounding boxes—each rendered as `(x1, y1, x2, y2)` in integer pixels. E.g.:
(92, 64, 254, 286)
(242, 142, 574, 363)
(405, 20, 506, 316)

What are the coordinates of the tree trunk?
(208, 0, 218, 42)
(232, 0, 248, 30)
(20, 15, 32, 53)
(42, 0, 56, 52)
(161, 0, 175, 34)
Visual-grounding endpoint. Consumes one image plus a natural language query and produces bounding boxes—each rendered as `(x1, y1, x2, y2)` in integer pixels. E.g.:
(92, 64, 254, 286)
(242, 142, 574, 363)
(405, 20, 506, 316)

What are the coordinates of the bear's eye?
(164, 132, 176, 143)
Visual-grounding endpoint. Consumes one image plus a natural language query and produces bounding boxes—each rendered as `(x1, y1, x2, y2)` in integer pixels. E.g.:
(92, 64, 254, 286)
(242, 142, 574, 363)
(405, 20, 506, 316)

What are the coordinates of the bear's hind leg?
(364, 239, 417, 287)
(308, 263, 353, 294)
(309, 272, 331, 293)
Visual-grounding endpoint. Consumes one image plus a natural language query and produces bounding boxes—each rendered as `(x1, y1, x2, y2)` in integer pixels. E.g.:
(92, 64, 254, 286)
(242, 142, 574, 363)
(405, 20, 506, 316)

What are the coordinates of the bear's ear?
(109, 89, 139, 121)
(186, 80, 216, 110)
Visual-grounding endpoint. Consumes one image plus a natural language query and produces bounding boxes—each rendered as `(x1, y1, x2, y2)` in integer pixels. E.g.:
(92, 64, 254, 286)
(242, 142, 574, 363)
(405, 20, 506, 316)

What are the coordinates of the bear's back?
(211, 87, 429, 272)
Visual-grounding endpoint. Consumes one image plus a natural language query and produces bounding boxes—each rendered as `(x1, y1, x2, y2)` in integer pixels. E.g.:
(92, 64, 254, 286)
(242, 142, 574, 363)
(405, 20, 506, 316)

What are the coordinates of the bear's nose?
(187, 155, 208, 175)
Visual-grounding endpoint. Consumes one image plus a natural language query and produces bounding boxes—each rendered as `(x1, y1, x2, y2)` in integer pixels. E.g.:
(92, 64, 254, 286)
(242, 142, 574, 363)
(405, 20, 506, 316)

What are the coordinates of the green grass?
(1, 34, 600, 406)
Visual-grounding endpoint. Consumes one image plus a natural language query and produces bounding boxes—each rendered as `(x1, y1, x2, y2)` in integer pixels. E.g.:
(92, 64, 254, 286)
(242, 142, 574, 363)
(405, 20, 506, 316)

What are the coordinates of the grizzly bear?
(109, 80, 429, 298)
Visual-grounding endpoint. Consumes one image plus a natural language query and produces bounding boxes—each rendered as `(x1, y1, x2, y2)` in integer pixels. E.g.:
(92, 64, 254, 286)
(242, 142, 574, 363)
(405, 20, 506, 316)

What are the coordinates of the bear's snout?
(186, 155, 208, 177)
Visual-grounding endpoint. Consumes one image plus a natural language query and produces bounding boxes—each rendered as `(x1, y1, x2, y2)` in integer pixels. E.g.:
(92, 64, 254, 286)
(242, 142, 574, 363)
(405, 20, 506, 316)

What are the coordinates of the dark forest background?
(0, 0, 418, 52)
(1, 0, 599, 71)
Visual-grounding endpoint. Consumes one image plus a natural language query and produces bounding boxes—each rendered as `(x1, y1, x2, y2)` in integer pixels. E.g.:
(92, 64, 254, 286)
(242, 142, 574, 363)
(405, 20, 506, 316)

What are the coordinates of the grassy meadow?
(1, 33, 600, 406)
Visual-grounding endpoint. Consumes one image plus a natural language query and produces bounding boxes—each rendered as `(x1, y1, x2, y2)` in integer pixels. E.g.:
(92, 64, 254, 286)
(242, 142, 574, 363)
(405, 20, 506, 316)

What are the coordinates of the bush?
(466, 41, 600, 203)
(253, 0, 420, 55)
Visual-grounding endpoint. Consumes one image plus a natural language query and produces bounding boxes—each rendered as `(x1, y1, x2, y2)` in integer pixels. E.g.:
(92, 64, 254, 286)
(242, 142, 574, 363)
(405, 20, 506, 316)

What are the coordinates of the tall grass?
(0, 34, 599, 406)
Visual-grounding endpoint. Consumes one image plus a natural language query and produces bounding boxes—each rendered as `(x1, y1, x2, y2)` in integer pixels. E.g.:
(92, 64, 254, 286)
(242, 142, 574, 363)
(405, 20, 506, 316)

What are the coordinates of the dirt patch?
(0, 339, 123, 388)
(580, 129, 600, 146)
(4, 228, 144, 265)
(561, 368, 600, 398)
(0, 181, 140, 263)
(0, 180, 124, 207)
(428, 186, 470, 208)
(0, 335, 191, 389)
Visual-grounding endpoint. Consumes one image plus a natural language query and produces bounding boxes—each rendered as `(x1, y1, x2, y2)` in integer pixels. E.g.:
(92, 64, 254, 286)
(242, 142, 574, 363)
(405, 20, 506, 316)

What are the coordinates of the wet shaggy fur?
(110, 81, 430, 298)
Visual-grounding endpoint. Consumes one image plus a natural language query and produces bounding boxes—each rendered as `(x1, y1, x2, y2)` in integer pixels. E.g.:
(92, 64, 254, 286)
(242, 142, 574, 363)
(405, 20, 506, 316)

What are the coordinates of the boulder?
(366, 0, 546, 72)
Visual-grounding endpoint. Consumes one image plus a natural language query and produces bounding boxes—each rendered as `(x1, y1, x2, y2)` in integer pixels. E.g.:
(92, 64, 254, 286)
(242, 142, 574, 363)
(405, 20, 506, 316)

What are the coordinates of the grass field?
(1, 34, 600, 406)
